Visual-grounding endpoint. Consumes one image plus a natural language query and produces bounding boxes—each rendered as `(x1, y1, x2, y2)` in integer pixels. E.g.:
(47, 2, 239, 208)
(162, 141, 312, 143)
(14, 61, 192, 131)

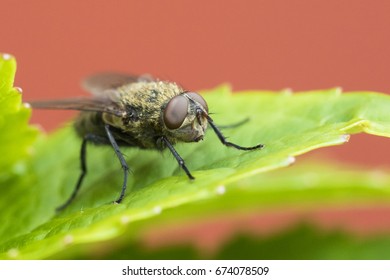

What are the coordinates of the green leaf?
(1, 59, 390, 259)
(9, 160, 390, 260)
(0, 53, 39, 178)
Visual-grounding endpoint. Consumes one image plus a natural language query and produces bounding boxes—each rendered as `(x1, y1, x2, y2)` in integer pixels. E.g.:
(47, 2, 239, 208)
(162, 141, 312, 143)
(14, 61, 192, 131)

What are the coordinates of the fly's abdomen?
(73, 111, 107, 141)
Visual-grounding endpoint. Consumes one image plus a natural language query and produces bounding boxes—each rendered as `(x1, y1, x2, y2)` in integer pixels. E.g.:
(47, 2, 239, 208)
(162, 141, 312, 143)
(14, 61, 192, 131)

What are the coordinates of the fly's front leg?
(204, 114, 264, 151)
(104, 124, 129, 204)
(160, 136, 195, 180)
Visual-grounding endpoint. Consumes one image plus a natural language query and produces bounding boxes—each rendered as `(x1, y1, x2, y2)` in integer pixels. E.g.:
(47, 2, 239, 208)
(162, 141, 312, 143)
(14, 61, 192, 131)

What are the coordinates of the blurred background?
(1, 0, 390, 255)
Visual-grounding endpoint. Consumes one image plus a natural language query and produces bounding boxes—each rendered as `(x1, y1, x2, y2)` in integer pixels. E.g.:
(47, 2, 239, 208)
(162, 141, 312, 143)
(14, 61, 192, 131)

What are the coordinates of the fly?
(30, 73, 264, 211)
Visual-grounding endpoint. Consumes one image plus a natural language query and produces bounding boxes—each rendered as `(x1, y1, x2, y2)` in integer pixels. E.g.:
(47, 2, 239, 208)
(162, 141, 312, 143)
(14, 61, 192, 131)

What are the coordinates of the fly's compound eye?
(186, 92, 208, 113)
(163, 95, 189, 129)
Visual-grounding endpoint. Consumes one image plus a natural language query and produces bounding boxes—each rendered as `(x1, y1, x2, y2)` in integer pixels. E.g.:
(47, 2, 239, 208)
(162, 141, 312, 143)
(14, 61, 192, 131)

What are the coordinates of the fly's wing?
(82, 72, 155, 97)
(29, 97, 125, 117)
(30, 73, 156, 117)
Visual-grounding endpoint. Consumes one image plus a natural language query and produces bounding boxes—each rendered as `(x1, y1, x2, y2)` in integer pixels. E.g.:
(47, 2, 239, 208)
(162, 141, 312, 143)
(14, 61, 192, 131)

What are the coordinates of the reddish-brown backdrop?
(2, 0, 390, 167)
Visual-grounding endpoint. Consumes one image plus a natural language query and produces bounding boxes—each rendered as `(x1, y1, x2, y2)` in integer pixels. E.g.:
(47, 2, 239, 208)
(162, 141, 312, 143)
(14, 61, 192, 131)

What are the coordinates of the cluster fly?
(30, 73, 264, 211)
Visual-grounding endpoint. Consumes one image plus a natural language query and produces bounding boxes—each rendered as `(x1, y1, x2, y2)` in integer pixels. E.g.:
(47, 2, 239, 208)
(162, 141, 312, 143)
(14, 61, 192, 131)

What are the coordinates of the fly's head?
(162, 92, 209, 143)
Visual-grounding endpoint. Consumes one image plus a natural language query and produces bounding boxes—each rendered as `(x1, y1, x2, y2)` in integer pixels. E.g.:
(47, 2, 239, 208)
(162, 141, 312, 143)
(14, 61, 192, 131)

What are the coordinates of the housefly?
(30, 73, 264, 211)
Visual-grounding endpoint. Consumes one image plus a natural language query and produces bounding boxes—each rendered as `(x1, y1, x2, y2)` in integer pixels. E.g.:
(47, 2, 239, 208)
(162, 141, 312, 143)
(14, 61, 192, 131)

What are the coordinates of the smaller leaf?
(0, 53, 39, 177)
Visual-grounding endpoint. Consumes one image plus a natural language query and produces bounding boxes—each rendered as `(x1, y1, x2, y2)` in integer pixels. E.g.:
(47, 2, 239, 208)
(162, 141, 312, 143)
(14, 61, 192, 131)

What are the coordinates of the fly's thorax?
(117, 81, 184, 108)
(103, 80, 184, 130)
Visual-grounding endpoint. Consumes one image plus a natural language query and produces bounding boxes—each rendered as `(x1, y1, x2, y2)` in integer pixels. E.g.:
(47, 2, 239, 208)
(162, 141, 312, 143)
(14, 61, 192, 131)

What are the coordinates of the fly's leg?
(56, 133, 107, 212)
(56, 138, 88, 212)
(204, 114, 264, 151)
(160, 136, 195, 180)
(104, 124, 129, 204)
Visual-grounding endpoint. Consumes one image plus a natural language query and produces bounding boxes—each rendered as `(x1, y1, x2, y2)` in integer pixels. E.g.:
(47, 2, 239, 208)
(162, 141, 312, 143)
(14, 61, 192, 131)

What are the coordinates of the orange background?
(1, 0, 390, 167)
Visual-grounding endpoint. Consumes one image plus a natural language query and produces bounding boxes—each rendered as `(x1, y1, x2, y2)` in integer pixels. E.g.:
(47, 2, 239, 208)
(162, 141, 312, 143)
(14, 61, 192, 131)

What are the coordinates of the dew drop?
(281, 88, 293, 95)
(7, 248, 18, 258)
(341, 134, 350, 143)
(215, 185, 226, 195)
(120, 215, 130, 224)
(63, 234, 74, 245)
(369, 170, 387, 187)
(23, 102, 31, 109)
(2, 53, 12, 60)
(334, 87, 343, 95)
(153, 206, 162, 214)
(287, 156, 296, 165)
